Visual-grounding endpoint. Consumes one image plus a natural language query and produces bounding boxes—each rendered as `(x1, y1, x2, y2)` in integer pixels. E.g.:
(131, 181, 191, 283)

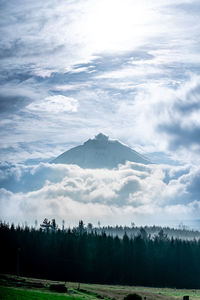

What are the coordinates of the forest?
(1, 219, 200, 289)
(91, 224, 200, 240)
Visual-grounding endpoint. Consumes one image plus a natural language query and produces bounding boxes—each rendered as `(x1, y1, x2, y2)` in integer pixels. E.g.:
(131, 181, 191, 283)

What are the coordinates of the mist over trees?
(92, 224, 200, 241)
(1, 219, 200, 288)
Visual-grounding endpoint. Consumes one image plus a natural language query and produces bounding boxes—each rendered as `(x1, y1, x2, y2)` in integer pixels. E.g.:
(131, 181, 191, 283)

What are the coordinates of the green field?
(0, 285, 109, 300)
(0, 286, 80, 300)
(1, 275, 200, 300)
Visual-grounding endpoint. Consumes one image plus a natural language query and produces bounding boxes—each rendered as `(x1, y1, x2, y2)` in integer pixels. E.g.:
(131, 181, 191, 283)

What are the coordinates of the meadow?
(0, 275, 200, 300)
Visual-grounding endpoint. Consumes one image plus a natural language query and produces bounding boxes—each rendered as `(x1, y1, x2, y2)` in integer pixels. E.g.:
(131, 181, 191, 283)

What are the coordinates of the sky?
(1, 0, 200, 228)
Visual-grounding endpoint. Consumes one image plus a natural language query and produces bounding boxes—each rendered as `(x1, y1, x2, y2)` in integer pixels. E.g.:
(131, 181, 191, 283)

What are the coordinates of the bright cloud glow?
(81, 0, 159, 53)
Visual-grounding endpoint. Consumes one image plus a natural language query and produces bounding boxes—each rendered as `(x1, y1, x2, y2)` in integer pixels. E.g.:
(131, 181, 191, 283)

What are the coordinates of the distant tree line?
(92, 224, 200, 241)
(1, 219, 200, 288)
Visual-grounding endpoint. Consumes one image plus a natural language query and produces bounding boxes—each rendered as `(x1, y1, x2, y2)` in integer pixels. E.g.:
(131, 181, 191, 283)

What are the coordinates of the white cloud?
(26, 95, 78, 113)
(54, 83, 91, 92)
(96, 65, 163, 80)
(1, 0, 199, 75)
(114, 75, 200, 162)
(0, 161, 199, 227)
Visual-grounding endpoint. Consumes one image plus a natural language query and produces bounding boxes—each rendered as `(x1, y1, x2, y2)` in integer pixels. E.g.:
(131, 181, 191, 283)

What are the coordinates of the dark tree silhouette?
(1, 220, 200, 288)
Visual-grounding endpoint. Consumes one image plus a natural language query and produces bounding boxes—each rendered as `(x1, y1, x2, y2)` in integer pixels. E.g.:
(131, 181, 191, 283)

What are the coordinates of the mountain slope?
(52, 133, 150, 169)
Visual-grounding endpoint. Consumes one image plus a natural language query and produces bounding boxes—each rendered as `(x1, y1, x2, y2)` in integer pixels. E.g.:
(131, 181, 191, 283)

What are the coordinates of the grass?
(0, 286, 86, 300)
(1, 275, 200, 300)
(69, 282, 200, 300)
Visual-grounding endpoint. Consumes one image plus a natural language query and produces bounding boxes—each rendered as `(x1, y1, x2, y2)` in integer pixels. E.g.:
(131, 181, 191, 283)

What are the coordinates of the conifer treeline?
(93, 224, 200, 240)
(1, 220, 200, 288)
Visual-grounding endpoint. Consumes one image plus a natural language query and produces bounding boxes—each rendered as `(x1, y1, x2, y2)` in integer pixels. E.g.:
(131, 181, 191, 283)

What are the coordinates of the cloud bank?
(1, 161, 200, 228)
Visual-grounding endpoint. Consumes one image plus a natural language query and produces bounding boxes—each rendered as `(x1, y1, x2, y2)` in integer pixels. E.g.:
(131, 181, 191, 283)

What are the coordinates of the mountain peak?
(95, 133, 109, 141)
(53, 134, 150, 168)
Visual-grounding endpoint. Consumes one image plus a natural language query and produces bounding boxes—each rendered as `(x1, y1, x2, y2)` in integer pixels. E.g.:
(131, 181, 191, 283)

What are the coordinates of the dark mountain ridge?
(53, 133, 150, 168)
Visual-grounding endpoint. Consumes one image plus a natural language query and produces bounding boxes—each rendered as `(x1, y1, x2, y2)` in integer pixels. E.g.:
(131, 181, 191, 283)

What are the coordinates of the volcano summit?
(53, 133, 150, 169)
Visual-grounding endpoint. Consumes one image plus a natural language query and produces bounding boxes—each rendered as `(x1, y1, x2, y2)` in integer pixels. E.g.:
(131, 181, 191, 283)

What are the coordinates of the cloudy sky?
(1, 0, 200, 228)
